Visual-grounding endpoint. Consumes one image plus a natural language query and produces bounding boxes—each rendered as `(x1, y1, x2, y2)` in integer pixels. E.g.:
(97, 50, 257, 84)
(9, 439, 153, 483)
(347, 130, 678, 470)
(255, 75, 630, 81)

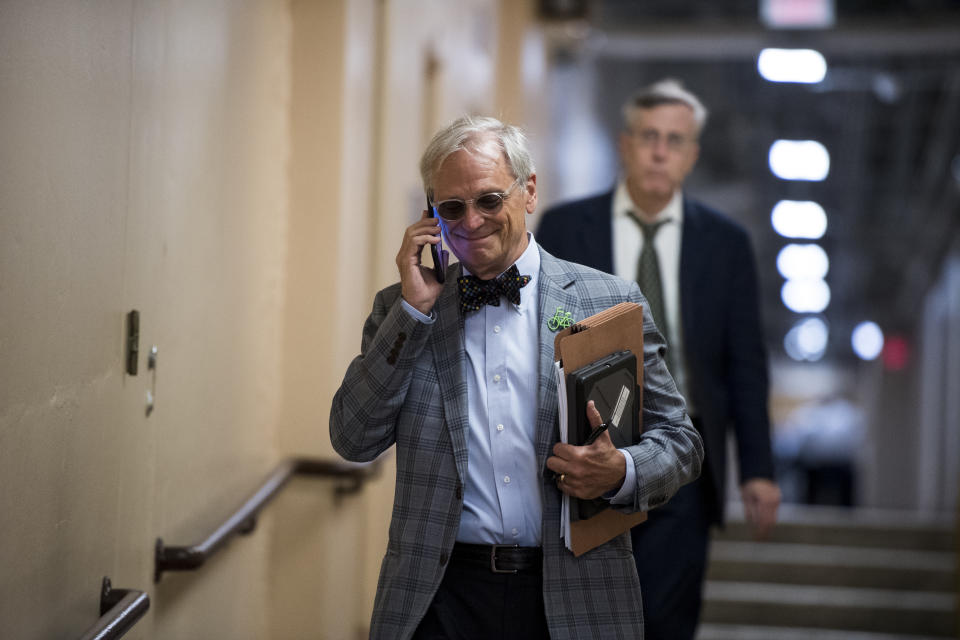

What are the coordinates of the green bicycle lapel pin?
(547, 306, 574, 332)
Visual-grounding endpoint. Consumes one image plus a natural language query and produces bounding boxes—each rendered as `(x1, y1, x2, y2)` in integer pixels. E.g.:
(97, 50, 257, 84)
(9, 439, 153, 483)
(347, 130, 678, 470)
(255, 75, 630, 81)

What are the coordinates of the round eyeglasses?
(430, 178, 523, 221)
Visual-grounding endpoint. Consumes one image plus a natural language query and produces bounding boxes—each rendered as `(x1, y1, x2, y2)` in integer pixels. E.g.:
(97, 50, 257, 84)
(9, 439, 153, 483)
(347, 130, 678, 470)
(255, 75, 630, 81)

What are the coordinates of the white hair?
(419, 115, 535, 200)
(622, 78, 709, 138)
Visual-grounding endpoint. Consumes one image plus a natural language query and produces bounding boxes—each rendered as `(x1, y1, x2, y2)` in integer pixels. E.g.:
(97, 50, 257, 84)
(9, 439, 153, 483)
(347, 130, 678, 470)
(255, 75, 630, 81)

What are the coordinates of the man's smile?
(454, 229, 496, 241)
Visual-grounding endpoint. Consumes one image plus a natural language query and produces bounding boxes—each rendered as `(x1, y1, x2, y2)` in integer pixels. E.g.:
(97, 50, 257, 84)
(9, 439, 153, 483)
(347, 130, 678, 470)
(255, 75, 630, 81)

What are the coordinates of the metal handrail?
(154, 456, 382, 582)
(77, 577, 150, 640)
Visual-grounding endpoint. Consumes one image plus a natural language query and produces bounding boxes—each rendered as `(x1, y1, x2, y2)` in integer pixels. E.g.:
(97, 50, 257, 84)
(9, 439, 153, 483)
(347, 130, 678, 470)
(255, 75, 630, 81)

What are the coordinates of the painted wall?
(0, 1, 290, 637)
(0, 0, 543, 637)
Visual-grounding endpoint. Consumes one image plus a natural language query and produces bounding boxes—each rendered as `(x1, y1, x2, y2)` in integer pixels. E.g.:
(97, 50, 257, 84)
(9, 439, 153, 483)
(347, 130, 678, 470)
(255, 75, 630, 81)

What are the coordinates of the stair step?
(696, 623, 954, 640)
(707, 541, 956, 590)
(718, 504, 956, 551)
(701, 581, 957, 636)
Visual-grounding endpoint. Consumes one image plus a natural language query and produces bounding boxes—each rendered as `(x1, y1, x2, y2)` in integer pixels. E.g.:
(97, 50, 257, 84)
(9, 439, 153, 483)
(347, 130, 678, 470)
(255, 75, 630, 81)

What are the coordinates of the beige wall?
(270, 1, 375, 637)
(0, 0, 542, 637)
(1, 0, 290, 637)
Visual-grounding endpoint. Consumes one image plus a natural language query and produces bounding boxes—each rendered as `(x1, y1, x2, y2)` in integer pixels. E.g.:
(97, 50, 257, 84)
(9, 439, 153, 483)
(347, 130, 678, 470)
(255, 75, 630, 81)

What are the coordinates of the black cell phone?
(427, 197, 447, 283)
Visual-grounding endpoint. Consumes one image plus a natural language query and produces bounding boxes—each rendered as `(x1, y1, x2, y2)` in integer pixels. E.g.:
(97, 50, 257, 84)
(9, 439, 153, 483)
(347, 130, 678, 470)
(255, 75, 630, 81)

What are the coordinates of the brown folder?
(554, 302, 648, 556)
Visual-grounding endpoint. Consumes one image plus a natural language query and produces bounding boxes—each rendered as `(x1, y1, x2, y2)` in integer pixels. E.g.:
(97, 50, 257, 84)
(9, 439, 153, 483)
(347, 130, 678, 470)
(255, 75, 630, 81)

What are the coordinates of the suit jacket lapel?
(535, 249, 584, 469)
(431, 265, 470, 484)
(593, 190, 616, 273)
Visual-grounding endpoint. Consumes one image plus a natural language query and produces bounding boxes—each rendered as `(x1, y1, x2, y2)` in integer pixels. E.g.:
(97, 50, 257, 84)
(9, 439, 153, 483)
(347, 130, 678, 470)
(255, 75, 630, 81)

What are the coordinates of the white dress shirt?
(457, 238, 544, 545)
(612, 182, 692, 407)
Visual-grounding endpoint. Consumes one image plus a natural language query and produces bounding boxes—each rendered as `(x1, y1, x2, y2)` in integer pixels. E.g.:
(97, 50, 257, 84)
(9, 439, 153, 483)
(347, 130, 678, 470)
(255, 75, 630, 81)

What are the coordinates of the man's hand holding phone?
(396, 207, 448, 316)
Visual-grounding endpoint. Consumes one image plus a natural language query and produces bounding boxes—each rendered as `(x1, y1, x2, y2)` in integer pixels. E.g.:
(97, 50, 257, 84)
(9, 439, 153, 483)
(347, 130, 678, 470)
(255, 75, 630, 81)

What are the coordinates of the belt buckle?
(490, 544, 519, 574)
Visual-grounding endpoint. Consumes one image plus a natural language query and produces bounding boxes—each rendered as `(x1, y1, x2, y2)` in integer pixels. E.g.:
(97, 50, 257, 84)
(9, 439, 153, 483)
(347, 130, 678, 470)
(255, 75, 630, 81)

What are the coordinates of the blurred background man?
(538, 79, 781, 639)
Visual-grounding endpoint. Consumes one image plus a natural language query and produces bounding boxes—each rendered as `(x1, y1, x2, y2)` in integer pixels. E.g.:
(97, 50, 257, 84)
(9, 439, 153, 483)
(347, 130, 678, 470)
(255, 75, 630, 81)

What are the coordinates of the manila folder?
(554, 301, 648, 557)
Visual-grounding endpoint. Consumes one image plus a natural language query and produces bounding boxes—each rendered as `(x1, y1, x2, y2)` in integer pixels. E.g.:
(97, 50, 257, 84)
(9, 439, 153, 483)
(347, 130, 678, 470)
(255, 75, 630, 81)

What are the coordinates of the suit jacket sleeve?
(621, 283, 704, 512)
(724, 230, 775, 481)
(329, 284, 432, 462)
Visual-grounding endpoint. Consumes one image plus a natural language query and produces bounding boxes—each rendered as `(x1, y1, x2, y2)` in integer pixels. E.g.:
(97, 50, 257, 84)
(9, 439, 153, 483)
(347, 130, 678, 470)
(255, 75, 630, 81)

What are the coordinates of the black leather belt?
(450, 543, 543, 574)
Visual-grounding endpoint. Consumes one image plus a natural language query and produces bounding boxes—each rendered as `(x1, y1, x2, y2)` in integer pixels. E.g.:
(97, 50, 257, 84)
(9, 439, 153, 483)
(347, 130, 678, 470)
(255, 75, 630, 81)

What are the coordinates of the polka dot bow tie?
(457, 264, 532, 313)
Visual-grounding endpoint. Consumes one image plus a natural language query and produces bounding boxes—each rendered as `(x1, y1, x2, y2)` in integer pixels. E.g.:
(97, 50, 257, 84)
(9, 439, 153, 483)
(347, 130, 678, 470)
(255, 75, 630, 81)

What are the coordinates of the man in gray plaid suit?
(330, 115, 703, 639)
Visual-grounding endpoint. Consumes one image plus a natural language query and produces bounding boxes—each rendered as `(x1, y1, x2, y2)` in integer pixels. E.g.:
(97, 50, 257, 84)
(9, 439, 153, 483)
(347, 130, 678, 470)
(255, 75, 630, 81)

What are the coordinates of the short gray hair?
(419, 115, 535, 200)
(622, 78, 709, 138)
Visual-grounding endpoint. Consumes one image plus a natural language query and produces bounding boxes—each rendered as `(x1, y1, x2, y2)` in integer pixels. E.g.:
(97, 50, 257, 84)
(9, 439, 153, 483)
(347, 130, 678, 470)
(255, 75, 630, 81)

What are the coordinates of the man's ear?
(524, 173, 538, 214)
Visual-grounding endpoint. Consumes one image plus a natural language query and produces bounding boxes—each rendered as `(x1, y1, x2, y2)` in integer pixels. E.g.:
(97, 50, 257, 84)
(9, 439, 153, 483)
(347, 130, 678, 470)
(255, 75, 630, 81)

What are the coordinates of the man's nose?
(459, 203, 486, 230)
(652, 137, 670, 157)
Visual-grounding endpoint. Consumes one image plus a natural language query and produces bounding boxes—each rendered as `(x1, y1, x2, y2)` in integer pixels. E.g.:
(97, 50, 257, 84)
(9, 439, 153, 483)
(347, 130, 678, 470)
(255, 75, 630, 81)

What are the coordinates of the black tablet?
(565, 350, 640, 522)
(566, 350, 639, 449)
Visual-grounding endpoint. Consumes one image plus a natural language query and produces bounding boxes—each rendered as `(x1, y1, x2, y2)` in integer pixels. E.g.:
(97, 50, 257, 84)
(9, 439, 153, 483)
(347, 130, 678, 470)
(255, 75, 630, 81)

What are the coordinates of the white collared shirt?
(455, 235, 543, 545)
(612, 182, 692, 405)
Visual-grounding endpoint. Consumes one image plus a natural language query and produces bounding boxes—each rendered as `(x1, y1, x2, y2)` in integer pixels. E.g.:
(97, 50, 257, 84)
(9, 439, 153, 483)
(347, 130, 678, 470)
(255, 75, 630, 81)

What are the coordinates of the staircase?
(697, 504, 959, 640)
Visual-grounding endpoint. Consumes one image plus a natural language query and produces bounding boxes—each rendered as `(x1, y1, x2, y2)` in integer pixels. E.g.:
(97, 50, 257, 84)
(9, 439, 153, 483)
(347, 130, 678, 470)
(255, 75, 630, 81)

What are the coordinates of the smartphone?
(427, 197, 447, 283)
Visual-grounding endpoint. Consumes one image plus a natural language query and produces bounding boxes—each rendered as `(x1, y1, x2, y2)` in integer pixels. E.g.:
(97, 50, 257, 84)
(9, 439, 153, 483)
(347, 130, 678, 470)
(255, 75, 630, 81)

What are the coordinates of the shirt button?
(496, 424, 504, 432)
(493, 325, 501, 333)
(503, 475, 511, 484)
(512, 528, 519, 536)
(493, 374, 501, 383)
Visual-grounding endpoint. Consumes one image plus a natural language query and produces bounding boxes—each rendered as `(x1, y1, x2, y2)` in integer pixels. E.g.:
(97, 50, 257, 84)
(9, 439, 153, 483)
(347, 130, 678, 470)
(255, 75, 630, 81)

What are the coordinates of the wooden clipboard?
(554, 302, 648, 556)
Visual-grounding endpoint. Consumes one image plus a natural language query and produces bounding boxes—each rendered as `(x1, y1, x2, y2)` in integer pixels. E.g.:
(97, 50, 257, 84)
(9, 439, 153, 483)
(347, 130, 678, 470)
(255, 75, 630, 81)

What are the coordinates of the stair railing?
(154, 456, 383, 582)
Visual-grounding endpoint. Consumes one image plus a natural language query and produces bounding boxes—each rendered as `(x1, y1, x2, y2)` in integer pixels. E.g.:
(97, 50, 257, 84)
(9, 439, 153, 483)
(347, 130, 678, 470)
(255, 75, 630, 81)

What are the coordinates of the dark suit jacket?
(330, 247, 703, 639)
(537, 190, 774, 522)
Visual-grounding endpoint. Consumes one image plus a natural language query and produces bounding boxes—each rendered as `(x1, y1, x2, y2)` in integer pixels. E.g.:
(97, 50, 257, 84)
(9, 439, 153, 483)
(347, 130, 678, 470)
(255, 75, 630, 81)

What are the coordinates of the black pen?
(583, 423, 609, 446)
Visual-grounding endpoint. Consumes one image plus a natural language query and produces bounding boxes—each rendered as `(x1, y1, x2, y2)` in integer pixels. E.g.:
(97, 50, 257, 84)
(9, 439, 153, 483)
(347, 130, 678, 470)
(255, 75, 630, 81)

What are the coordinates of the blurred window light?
(771, 200, 827, 239)
(776, 243, 829, 281)
(777, 243, 829, 280)
(851, 321, 884, 360)
(769, 140, 830, 181)
(761, 0, 835, 29)
(784, 316, 829, 361)
(758, 48, 827, 83)
(781, 278, 830, 313)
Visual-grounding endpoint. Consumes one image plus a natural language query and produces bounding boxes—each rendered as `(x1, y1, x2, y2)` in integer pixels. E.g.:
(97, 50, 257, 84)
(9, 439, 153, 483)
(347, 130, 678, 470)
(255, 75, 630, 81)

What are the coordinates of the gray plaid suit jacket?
(330, 246, 703, 639)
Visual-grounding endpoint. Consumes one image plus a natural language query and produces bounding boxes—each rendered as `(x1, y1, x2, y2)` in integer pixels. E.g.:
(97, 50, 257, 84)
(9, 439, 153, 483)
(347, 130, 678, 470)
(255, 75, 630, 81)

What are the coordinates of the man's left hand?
(546, 401, 626, 499)
(740, 477, 781, 540)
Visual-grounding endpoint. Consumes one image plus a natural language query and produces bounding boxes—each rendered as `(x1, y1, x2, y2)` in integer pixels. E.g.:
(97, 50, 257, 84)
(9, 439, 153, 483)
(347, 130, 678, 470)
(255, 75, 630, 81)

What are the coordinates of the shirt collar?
(514, 232, 540, 287)
(613, 180, 685, 226)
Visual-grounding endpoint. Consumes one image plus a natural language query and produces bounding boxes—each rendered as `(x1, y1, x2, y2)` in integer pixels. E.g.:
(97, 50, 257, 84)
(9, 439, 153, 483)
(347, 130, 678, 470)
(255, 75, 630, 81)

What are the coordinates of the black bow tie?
(457, 264, 532, 313)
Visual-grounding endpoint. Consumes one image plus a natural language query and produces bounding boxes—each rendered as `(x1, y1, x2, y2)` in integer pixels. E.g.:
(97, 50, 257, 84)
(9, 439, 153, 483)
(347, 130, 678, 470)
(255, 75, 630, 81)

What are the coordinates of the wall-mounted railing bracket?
(78, 576, 149, 640)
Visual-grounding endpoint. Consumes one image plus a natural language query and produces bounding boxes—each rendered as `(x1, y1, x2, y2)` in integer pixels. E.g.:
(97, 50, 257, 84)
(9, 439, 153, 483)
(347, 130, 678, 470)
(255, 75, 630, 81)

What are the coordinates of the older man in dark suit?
(537, 79, 781, 640)
(331, 115, 702, 639)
